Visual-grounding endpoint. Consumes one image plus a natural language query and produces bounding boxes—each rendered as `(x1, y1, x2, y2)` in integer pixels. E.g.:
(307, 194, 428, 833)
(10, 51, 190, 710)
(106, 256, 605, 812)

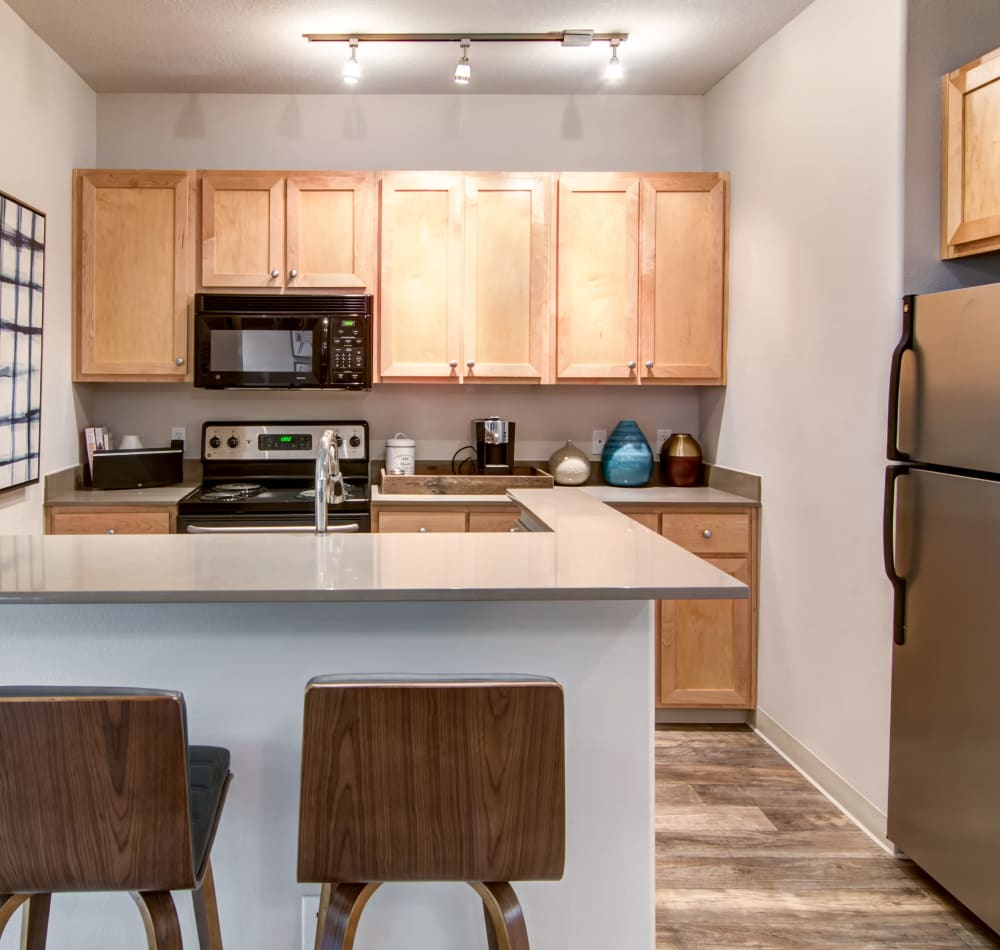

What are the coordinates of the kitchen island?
(0, 489, 745, 950)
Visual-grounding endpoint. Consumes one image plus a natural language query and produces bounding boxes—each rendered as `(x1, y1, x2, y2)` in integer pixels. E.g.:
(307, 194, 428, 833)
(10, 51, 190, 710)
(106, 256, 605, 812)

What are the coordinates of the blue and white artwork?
(0, 191, 45, 492)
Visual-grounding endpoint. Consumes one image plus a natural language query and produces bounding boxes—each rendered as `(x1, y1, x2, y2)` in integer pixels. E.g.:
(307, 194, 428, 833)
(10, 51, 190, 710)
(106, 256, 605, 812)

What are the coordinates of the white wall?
(702, 0, 907, 819)
(0, 0, 96, 532)
(91, 93, 707, 459)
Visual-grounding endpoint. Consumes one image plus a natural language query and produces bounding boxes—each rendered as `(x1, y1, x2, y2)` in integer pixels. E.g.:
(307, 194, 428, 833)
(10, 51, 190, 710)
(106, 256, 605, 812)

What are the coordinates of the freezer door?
(890, 282, 1000, 472)
(887, 467, 1000, 932)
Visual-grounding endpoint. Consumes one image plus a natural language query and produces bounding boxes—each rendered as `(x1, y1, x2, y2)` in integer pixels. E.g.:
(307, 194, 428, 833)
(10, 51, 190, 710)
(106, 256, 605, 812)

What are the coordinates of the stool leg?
(20, 893, 51, 950)
(470, 882, 530, 950)
(317, 883, 381, 950)
(193, 858, 224, 950)
(0, 896, 29, 940)
(132, 891, 183, 950)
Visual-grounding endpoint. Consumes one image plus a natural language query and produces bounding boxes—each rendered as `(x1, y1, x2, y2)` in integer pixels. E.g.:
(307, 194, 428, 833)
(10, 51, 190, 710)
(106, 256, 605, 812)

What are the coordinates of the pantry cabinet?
(74, 170, 194, 381)
(557, 172, 728, 385)
(378, 172, 553, 383)
(199, 172, 375, 289)
(614, 503, 757, 709)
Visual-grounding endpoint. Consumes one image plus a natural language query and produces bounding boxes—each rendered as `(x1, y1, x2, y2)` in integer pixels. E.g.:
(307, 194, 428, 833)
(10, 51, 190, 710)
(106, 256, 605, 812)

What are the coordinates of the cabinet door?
(556, 175, 639, 381)
(942, 47, 1000, 258)
(379, 174, 464, 380)
(376, 510, 467, 533)
(659, 557, 753, 707)
(286, 173, 375, 288)
(639, 173, 727, 383)
(75, 171, 192, 380)
(201, 173, 284, 287)
(463, 174, 553, 382)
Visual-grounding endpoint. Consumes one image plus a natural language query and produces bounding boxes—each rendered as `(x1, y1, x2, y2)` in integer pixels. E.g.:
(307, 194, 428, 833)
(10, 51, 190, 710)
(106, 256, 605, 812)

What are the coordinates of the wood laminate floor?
(655, 726, 1000, 949)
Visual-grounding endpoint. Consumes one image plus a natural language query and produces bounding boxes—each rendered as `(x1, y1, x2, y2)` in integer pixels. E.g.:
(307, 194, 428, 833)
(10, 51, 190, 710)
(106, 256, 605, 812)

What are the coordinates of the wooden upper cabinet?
(378, 173, 465, 381)
(463, 174, 553, 382)
(200, 172, 375, 289)
(556, 175, 640, 381)
(942, 46, 1000, 259)
(75, 170, 193, 381)
(639, 174, 727, 384)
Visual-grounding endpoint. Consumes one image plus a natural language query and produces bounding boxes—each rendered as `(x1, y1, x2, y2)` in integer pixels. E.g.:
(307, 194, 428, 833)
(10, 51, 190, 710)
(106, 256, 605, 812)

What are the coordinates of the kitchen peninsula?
(0, 489, 743, 950)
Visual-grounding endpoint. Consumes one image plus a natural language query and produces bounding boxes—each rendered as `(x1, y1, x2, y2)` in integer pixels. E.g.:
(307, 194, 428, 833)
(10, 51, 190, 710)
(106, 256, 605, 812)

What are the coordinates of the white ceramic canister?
(384, 433, 416, 475)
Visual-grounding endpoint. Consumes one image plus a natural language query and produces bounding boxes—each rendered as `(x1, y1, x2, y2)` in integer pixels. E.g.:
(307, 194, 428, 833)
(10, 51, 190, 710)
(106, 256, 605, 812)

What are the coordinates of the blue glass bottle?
(601, 420, 654, 487)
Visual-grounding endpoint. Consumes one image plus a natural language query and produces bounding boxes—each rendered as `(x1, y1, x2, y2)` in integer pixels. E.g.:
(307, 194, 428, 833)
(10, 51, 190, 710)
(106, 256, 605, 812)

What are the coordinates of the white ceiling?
(8, 0, 813, 95)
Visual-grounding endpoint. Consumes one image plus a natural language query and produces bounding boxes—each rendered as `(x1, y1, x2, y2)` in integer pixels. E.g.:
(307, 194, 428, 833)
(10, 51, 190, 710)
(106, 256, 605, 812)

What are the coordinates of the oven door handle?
(184, 523, 361, 534)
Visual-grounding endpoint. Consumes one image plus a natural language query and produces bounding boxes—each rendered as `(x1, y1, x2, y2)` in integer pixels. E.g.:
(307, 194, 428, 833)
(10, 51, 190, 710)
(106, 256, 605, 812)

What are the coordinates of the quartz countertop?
(1, 488, 747, 604)
(372, 484, 756, 506)
(44, 481, 200, 506)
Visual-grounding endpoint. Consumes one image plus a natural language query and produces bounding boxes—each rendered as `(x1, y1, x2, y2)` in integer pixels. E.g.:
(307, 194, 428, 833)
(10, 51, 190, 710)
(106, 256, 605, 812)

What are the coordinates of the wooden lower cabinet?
(614, 503, 758, 709)
(372, 503, 521, 534)
(45, 506, 176, 535)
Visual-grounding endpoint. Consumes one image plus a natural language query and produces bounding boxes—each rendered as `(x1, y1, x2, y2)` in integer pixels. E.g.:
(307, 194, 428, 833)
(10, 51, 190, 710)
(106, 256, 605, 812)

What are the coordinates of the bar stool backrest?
(298, 675, 566, 883)
(0, 688, 196, 893)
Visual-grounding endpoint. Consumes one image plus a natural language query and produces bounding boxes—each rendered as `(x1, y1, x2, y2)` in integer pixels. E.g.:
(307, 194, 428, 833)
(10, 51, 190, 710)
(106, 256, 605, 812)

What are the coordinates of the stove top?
(181, 476, 369, 512)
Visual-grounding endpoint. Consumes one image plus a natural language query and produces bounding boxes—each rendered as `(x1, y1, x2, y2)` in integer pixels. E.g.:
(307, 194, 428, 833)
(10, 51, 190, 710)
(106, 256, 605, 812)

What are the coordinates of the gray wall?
(904, 0, 1000, 293)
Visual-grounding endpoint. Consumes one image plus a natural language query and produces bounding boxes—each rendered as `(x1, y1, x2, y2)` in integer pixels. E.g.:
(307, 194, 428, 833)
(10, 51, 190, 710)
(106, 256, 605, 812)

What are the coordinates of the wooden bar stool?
(297, 674, 565, 950)
(0, 687, 232, 950)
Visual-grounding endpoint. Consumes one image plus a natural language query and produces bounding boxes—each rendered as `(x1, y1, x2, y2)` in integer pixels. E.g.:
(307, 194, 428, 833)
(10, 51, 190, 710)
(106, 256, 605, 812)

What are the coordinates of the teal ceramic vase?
(601, 420, 653, 486)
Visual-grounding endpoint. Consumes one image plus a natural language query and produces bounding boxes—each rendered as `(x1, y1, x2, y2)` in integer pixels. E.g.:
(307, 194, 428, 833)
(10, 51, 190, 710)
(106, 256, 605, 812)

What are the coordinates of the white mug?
(119, 434, 143, 450)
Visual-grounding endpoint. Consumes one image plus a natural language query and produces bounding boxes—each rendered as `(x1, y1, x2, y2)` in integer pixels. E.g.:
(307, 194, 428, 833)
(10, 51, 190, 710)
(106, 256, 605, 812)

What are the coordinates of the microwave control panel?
(330, 317, 369, 387)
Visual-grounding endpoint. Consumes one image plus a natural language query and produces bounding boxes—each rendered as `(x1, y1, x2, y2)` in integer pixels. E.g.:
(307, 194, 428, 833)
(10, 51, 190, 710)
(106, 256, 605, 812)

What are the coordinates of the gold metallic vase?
(660, 433, 703, 487)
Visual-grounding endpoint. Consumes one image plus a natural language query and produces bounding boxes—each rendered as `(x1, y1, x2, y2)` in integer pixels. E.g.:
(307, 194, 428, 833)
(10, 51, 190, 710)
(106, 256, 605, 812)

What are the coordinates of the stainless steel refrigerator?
(884, 281, 1000, 933)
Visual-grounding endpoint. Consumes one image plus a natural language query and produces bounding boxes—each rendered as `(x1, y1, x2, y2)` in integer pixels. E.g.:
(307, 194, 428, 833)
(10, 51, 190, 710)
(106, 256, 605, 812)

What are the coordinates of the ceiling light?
(454, 39, 471, 85)
(605, 37, 623, 81)
(342, 38, 361, 85)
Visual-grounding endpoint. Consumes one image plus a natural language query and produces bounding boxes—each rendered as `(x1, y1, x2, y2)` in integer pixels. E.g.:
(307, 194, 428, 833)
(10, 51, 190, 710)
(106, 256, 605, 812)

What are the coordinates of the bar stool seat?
(297, 673, 565, 950)
(0, 686, 232, 950)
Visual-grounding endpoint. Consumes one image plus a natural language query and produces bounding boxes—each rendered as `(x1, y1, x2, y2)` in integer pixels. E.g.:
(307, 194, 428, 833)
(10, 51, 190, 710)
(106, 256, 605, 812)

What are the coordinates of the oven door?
(176, 512, 370, 534)
(193, 313, 328, 389)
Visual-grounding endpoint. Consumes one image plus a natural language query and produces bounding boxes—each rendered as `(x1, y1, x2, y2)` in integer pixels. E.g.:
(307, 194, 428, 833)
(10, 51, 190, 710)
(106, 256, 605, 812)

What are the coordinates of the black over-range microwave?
(193, 293, 373, 390)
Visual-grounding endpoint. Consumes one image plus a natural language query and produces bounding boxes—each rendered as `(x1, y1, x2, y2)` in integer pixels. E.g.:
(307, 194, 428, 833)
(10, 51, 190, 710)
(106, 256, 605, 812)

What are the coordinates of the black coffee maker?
(473, 417, 515, 474)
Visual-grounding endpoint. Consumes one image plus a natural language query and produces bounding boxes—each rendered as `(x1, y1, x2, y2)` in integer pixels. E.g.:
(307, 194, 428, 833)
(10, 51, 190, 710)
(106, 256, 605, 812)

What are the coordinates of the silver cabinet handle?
(418, 527, 427, 533)
(270, 269, 280, 279)
(702, 528, 713, 539)
(645, 360, 654, 369)
(449, 360, 458, 369)
(466, 360, 475, 369)
(106, 529, 115, 535)
(289, 269, 298, 279)
(627, 360, 637, 371)
(175, 357, 185, 366)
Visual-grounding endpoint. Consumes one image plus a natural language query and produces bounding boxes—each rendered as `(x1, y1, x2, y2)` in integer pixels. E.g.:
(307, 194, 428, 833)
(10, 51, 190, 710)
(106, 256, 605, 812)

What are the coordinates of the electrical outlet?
(592, 429, 607, 455)
(170, 426, 186, 445)
(656, 429, 673, 453)
(301, 896, 320, 950)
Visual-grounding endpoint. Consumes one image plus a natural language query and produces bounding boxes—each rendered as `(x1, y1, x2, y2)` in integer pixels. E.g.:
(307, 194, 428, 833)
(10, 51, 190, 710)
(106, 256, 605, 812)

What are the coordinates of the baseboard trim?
(753, 708, 893, 854)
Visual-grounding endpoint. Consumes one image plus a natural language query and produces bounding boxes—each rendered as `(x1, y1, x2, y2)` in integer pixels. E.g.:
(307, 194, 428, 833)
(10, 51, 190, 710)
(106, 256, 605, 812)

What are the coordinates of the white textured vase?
(548, 440, 592, 486)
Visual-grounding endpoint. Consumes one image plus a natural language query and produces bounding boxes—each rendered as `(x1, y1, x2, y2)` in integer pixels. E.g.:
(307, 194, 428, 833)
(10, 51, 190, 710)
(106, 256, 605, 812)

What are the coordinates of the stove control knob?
(227, 436, 240, 449)
(349, 435, 361, 448)
(209, 436, 221, 449)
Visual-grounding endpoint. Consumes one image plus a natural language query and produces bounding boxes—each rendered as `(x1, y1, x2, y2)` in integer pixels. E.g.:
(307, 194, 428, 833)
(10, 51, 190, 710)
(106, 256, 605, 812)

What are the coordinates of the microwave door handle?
(887, 295, 914, 462)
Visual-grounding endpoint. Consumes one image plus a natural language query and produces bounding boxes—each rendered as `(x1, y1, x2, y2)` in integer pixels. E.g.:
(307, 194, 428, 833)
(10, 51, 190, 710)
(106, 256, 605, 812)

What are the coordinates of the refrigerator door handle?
(887, 295, 914, 461)
(883, 464, 910, 645)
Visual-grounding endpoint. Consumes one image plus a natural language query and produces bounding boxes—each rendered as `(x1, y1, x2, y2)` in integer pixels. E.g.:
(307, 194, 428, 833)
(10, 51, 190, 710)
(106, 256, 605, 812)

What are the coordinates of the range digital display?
(258, 433, 312, 451)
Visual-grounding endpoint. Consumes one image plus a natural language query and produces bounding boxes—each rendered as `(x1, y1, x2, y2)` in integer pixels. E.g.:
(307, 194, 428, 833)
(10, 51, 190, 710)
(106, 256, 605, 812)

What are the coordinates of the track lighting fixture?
(305, 31, 630, 85)
(454, 39, 471, 84)
(604, 37, 623, 81)
(342, 37, 361, 85)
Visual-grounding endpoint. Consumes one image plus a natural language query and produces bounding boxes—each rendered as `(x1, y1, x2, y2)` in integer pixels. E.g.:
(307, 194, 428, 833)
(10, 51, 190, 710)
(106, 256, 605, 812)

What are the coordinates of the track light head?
(342, 37, 361, 84)
(604, 37, 623, 81)
(454, 39, 471, 84)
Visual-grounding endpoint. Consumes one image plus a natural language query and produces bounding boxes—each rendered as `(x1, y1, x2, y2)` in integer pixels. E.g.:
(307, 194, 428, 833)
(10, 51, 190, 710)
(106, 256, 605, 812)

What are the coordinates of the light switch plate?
(301, 895, 320, 950)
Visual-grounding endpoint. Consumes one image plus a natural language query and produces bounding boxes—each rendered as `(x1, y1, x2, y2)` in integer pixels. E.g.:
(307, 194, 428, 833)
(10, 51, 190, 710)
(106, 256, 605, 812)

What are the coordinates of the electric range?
(175, 421, 371, 534)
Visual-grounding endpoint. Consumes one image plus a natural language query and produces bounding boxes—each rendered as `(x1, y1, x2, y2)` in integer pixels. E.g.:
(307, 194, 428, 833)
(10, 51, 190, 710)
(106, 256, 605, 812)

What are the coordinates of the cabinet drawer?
(48, 509, 172, 535)
(660, 511, 750, 555)
(376, 510, 467, 533)
(614, 509, 660, 531)
(468, 508, 521, 533)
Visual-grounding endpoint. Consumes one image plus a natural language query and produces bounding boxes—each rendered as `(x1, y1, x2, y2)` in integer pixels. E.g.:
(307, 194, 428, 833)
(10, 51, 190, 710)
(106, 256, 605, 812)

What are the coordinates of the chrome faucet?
(315, 429, 345, 534)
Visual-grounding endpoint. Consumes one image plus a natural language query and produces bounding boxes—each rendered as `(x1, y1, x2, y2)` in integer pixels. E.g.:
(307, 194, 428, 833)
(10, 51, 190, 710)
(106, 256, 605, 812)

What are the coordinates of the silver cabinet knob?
(289, 269, 298, 279)
(106, 529, 115, 535)
(627, 360, 637, 371)
(645, 360, 654, 369)
(702, 529, 713, 539)
(466, 360, 475, 369)
(449, 360, 458, 369)
(270, 269, 280, 279)
(418, 527, 427, 533)
(175, 357, 185, 366)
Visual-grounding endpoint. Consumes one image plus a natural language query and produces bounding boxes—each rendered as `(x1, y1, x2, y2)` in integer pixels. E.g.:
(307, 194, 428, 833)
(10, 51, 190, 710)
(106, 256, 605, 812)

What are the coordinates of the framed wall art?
(0, 190, 45, 493)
